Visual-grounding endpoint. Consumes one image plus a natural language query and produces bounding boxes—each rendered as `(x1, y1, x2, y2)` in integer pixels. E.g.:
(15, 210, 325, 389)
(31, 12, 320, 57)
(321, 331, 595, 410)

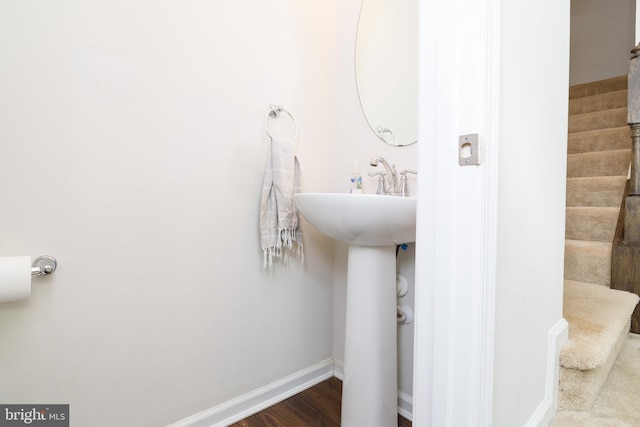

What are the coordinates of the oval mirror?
(355, 0, 418, 147)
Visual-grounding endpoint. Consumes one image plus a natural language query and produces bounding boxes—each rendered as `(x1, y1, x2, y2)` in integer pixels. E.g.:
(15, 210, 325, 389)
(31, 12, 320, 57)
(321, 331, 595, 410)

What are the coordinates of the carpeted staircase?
(560, 76, 640, 410)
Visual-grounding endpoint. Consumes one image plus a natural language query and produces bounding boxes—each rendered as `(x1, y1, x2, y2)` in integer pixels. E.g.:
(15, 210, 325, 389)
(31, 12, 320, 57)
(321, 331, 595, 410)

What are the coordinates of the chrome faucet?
(368, 156, 417, 196)
(369, 156, 397, 194)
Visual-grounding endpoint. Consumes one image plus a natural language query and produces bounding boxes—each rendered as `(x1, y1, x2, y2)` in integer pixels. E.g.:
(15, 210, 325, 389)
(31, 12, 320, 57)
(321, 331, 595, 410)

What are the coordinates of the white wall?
(570, 0, 635, 85)
(0, 2, 338, 426)
(493, 0, 570, 425)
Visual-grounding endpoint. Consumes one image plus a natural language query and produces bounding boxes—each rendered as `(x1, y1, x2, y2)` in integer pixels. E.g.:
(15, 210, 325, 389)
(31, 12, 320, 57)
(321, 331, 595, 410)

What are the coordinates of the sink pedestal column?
(341, 244, 397, 427)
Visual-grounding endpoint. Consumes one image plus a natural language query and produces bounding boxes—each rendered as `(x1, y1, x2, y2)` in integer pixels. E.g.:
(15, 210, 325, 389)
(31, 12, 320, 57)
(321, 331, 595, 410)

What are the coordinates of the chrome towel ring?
(31, 255, 57, 276)
(264, 105, 298, 140)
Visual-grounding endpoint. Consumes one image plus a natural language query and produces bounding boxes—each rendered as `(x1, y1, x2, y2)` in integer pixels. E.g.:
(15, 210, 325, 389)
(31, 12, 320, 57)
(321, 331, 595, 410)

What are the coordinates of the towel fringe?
(263, 226, 304, 269)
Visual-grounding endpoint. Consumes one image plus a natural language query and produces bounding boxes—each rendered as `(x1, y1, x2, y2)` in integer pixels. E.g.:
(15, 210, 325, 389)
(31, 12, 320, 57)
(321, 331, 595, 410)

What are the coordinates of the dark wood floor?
(229, 377, 412, 427)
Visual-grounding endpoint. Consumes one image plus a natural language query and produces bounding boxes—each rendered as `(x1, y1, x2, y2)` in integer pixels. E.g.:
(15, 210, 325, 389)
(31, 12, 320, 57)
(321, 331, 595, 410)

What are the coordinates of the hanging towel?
(260, 137, 304, 268)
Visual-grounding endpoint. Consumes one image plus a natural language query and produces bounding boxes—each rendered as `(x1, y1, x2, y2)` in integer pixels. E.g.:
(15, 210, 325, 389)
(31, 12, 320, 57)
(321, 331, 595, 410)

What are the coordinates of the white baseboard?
(524, 318, 569, 427)
(334, 361, 413, 421)
(169, 359, 335, 427)
(397, 391, 413, 421)
(333, 362, 343, 380)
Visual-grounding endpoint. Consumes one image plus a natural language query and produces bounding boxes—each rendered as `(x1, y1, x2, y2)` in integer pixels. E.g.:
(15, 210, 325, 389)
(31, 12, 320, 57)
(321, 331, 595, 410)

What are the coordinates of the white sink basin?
(293, 193, 417, 247)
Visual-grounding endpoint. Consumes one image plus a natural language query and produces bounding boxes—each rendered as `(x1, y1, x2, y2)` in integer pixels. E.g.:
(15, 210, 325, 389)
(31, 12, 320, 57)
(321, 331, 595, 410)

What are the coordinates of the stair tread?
(561, 279, 639, 370)
(558, 319, 630, 410)
(565, 239, 612, 248)
(569, 106, 627, 119)
(566, 206, 621, 211)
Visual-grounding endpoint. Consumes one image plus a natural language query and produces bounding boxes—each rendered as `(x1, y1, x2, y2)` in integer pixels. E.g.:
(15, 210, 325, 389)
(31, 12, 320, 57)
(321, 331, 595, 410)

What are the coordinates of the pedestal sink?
(293, 193, 417, 427)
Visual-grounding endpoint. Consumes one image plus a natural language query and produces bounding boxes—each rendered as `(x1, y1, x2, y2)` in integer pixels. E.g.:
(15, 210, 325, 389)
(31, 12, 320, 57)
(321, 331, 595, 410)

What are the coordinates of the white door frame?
(412, 0, 500, 425)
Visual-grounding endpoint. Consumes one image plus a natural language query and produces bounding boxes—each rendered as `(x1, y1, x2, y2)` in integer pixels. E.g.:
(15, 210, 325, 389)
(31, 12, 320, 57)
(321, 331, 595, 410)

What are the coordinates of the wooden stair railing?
(611, 42, 640, 333)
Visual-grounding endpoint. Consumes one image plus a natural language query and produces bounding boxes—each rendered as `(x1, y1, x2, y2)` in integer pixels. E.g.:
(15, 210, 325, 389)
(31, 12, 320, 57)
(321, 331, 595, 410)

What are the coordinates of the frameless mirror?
(355, 0, 418, 147)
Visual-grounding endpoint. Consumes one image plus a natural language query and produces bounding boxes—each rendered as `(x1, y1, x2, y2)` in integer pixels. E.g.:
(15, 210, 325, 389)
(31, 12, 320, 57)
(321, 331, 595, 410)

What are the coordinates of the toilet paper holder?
(31, 255, 57, 277)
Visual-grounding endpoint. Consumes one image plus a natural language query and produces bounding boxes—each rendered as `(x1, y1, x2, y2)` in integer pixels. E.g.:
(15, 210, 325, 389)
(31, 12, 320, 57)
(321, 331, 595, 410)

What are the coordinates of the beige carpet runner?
(560, 76, 639, 411)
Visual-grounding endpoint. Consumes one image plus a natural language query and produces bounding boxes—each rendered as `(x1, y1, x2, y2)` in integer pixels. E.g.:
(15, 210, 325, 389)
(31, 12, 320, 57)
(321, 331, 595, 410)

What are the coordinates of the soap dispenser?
(350, 161, 363, 194)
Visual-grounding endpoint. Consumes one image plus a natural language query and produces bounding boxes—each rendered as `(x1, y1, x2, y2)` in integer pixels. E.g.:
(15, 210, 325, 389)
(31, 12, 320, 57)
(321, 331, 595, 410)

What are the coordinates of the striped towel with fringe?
(260, 137, 303, 268)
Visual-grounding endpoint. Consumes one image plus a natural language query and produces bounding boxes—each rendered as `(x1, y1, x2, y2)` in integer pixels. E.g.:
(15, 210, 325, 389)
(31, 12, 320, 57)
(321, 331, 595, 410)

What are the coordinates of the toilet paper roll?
(0, 256, 32, 302)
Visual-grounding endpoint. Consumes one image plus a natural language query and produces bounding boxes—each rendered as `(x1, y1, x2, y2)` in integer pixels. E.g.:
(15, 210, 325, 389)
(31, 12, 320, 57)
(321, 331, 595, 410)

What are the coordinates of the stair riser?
(567, 149, 630, 178)
(569, 90, 627, 115)
(569, 76, 628, 99)
(564, 241, 611, 286)
(568, 108, 628, 133)
(566, 177, 627, 207)
(568, 127, 630, 155)
(565, 207, 620, 241)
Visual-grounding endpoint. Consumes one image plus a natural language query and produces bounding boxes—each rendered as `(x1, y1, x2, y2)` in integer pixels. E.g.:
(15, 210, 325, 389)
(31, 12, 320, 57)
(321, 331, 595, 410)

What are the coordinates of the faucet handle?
(368, 172, 386, 195)
(398, 170, 417, 197)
